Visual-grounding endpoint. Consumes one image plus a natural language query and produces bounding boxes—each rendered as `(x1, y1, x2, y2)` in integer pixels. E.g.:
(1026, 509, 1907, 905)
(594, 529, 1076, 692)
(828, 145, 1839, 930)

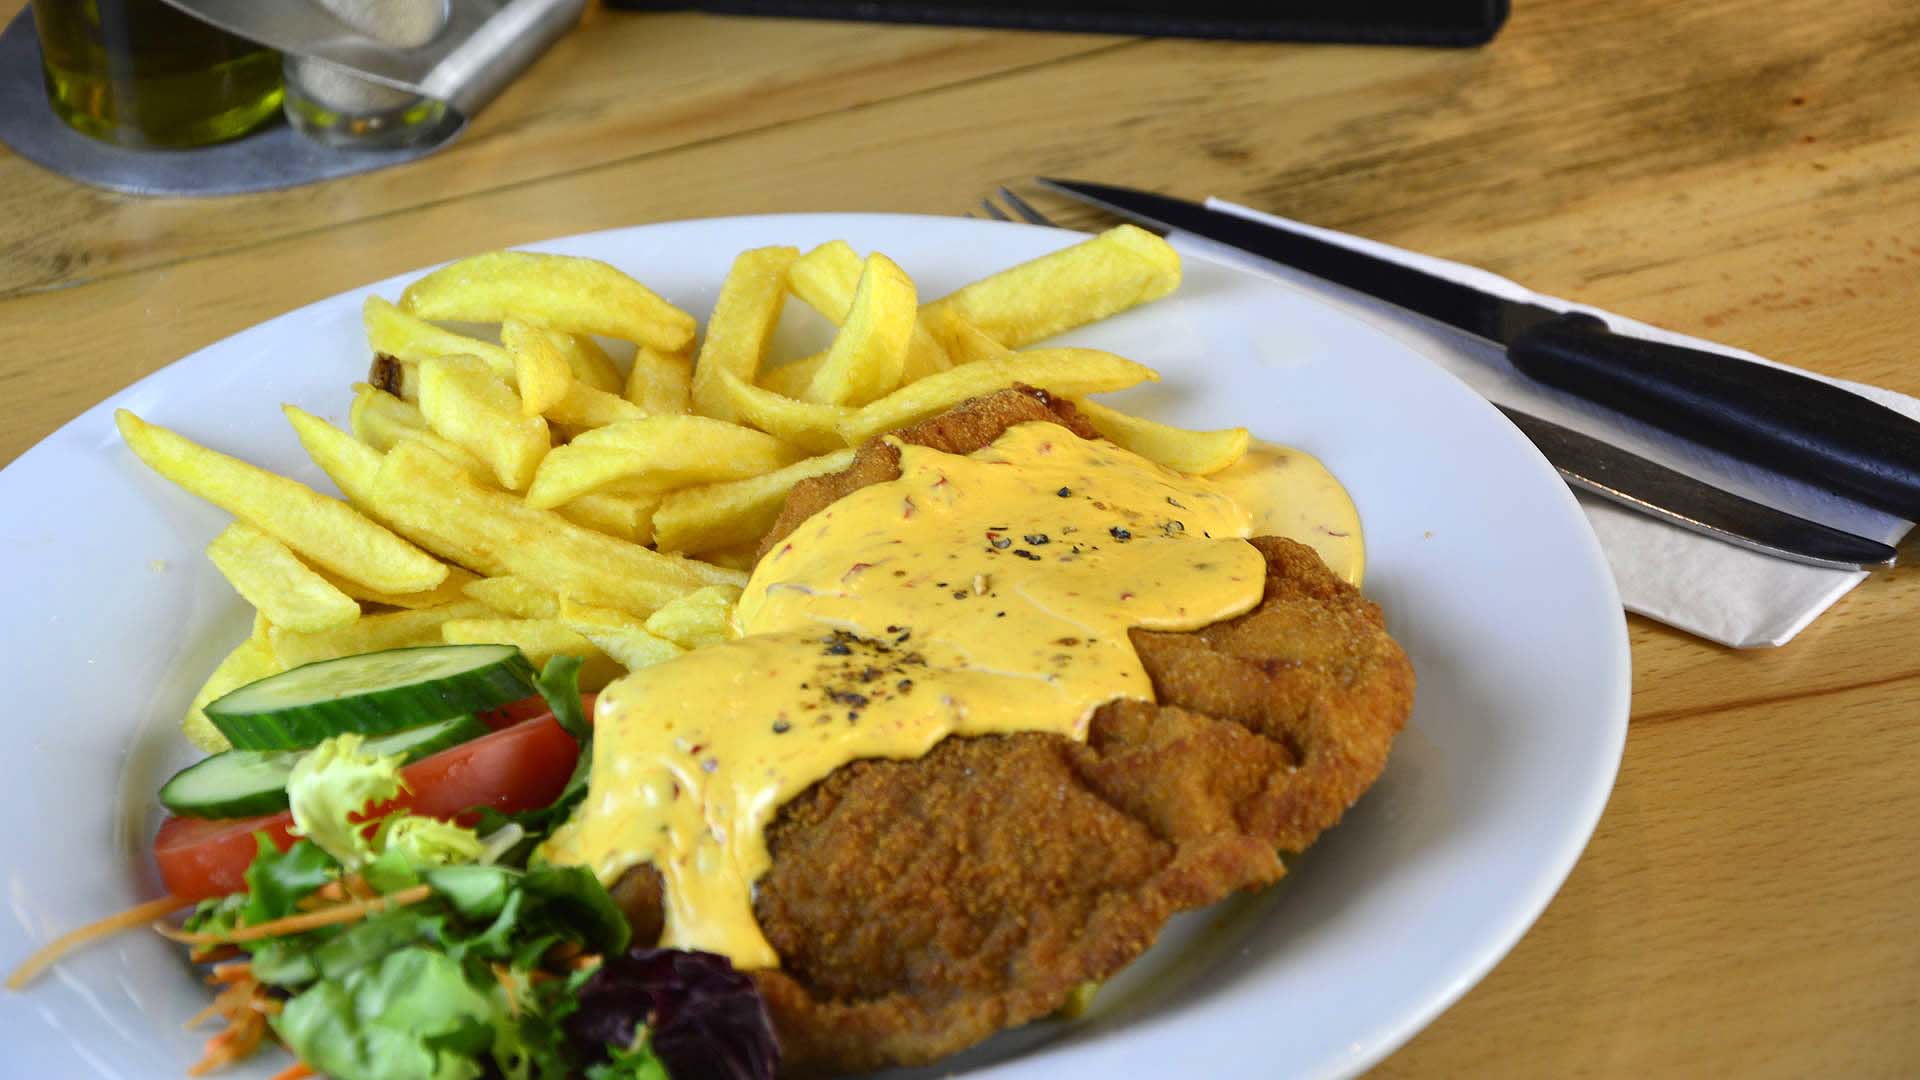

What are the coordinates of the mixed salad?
(9, 646, 779, 1080)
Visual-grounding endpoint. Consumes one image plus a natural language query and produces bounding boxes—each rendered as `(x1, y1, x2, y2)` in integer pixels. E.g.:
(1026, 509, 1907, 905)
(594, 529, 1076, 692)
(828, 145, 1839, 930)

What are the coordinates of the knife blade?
(1496, 405, 1895, 569)
(1037, 178, 1920, 522)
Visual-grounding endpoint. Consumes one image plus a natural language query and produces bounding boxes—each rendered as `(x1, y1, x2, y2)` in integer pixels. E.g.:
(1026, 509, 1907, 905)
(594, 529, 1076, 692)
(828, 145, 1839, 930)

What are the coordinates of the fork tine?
(997, 186, 1053, 227)
(977, 197, 1011, 222)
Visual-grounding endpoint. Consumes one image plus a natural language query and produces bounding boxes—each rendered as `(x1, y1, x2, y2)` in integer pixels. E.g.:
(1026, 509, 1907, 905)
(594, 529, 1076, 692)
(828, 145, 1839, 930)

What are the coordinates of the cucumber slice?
(207, 644, 536, 751)
(159, 713, 491, 819)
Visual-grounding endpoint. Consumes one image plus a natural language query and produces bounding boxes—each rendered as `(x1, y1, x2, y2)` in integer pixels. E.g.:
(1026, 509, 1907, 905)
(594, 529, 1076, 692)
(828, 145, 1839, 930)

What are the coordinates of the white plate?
(0, 214, 1629, 1079)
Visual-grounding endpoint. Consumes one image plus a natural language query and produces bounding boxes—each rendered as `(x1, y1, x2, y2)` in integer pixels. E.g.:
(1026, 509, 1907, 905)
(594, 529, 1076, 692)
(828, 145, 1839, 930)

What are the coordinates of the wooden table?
(2, 0, 1915, 1072)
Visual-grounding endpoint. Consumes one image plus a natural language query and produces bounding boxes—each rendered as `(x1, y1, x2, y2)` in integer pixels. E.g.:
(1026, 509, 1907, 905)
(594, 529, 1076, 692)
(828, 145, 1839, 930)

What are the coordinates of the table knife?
(1038, 178, 1920, 524)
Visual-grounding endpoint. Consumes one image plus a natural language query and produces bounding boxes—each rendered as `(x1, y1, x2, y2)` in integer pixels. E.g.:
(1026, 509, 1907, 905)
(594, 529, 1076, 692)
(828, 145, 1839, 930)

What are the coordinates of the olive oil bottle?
(32, 0, 282, 148)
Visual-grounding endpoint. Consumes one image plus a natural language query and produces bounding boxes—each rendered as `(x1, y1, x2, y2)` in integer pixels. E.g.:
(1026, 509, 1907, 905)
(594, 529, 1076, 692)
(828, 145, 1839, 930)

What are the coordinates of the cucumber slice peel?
(160, 713, 491, 819)
(207, 644, 536, 751)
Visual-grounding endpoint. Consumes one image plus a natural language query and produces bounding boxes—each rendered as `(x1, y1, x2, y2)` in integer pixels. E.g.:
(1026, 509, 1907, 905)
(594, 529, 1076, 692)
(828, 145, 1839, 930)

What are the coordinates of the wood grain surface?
(2, 0, 1916, 1073)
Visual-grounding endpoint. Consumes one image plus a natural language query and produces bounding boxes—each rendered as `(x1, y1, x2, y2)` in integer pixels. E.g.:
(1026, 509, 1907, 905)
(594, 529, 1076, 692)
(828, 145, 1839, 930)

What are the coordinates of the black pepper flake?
(1023, 533, 1050, 545)
(772, 719, 792, 734)
(1109, 526, 1132, 541)
(1057, 487, 1072, 497)
(953, 589, 969, 599)
(996, 611, 1006, 618)
(825, 641, 852, 656)
(987, 525, 1009, 531)
(1012, 549, 1041, 561)
(989, 536, 1012, 550)
(1167, 496, 1186, 508)
(847, 711, 861, 724)
(897, 678, 914, 692)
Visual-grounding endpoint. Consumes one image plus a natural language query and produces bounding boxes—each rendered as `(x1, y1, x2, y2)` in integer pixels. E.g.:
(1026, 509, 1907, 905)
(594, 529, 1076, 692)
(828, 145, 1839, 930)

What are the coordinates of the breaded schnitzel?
(611, 388, 1413, 1075)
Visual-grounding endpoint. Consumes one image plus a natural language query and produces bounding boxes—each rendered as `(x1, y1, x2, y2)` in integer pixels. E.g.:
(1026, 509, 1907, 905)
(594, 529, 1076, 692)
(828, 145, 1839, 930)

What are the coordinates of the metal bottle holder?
(0, 0, 585, 196)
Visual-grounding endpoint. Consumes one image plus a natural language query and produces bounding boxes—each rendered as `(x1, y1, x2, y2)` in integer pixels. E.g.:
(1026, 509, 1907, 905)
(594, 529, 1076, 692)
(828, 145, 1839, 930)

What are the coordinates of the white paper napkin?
(1177, 198, 1918, 648)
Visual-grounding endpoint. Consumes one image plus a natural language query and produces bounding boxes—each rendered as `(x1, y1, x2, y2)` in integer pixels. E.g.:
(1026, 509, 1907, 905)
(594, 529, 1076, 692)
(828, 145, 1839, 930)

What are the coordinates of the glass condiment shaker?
(282, 0, 450, 149)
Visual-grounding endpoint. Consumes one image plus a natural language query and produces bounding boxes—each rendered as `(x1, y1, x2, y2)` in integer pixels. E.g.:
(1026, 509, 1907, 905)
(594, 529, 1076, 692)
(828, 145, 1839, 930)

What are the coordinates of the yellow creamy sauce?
(1208, 440, 1365, 586)
(542, 421, 1271, 967)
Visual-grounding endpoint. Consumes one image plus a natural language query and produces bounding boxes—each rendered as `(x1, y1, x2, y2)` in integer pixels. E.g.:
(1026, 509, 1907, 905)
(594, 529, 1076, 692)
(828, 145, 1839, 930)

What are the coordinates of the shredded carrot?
(5, 893, 190, 990)
(209, 960, 254, 984)
(188, 1013, 265, 1076)
(271, 1063, 318, 1080)
(492, 963, 521, 1017)
(569, 952, 603, 972)
(157, 884, 433, 946)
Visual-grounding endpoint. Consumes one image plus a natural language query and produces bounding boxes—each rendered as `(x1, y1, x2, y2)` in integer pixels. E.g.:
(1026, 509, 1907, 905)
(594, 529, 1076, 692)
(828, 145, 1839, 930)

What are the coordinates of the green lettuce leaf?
(274, 947, 495, 1080)
(534, 656, 590, 742)
(243, 837, 337, 925)
(286, 734, 406, 870)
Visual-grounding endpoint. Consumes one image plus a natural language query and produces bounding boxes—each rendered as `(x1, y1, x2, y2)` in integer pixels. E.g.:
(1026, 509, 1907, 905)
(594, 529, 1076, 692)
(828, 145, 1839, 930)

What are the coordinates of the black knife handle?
(1506, 311, 1920, 519)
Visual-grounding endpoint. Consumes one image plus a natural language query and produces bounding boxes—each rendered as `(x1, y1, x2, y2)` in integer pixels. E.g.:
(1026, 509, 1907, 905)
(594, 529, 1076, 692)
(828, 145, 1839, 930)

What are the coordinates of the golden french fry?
(716, 371, 852, 453)
(556, 598, 685, 672)
(399, 250, 696, 353)
(837, 349, 1158, 444)
(920, 225, 1180, 347)
(348, 386, 494, 483)
(644, 585, 742, 649)
(362, 296, 514, 377)
(441, 618, 624, 690)
(417, 354, 551, 491)
(652, 448, 856, 553)
(788, 241, 950, 380)
(501, 317, 574, 416)
(372, 441, 744, 617)
(922, 306, 1011, 365)
(757, 354, 826, 399)
(625, 345, 693, 415)
(540, 326, 623, 393)
(801, 253, 916, 406)
(1072, 397, 1249, 475)
(695, 543, 762, 573)
(545, 382, 647, 429)
(283, 405, 382, 508)
(267, 601, 491, 670)
(525, 416, 801, 509)
(462, 576, 562, 619)
(183, 632, 282, 753)
(206, 522, 360, 633)
(118, 410, 447, 594)
(314, 563, 480, 610)
(554, 491, 659, 545)
(690, 246, 799, 421)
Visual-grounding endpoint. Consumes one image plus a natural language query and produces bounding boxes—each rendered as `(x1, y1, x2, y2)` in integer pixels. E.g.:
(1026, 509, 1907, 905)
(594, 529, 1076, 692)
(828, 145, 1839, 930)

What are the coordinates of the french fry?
(644, 585, 741, 649)
(696, 543, 762, 573)
(554, 491, 659, 545)
(267, 601, 491, 670)
(545, 382, 647, 430)
(283, 405, 382, 508)
(625, 346, 693, 415)
(788, 241, 950, 380)
(117, 410, 447, 594)
(461, 576, 562, 620)
(182, 632, 282, 752)
(362, 296, 514, 377)
(314, 563, 480, 610)
(349, 385, 493, 482)
(1072, 397, 1249, 475)
(920, 225, 1180, 347)
(556, 598, 685, 672)
(837, 349, 1159, 443)
(690, 246, 798, 422)
(370, 353, 423, 402)
(206, 522, 360, 633)
(757, 354, 826, 399)
(417, 355, 550, 491)
(922, 306, 1011, 365)
(501, 317, 573, 415)
(716, 372, 853, 453)
(532, 324, 624, 393)
(652, 448, 856, 553)
(371, 442, 745, 617)
(800, 253, 916, 406)
(524, 416, 801, 509)
(440, 618, 624, 690)
(399, 251, 696, 353)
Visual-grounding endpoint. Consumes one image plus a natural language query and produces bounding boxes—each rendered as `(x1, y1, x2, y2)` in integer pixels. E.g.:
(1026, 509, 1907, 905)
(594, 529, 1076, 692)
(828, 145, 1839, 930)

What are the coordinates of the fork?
(968, 186, 1055, 226)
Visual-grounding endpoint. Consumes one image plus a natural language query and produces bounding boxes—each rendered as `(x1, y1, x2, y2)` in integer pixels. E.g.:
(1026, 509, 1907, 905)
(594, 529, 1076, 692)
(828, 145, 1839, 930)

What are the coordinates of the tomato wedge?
(154, 705, 586, 902)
